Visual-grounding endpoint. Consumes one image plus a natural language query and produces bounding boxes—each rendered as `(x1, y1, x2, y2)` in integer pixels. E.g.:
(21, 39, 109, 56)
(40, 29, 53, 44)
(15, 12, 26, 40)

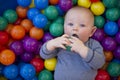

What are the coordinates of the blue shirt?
(40, 38, 105, 80)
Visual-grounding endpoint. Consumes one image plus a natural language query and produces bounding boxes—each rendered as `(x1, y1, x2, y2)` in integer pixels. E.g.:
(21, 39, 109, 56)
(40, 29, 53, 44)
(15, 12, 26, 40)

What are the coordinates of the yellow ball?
(44, 57, 57, 71)
(78, 0, 91, 8)
(90, 1, 105, 16)
(29, 0, 35, 8)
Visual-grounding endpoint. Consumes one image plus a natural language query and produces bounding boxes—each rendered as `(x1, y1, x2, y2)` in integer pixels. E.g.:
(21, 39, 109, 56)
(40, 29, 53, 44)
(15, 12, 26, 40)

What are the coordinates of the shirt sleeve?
(39, 42, 58, 59)
(82, 39, 105, 70)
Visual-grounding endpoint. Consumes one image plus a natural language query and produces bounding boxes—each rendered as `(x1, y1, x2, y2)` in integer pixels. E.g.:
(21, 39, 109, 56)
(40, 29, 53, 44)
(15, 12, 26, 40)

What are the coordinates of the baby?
(40, 6, 105, 80)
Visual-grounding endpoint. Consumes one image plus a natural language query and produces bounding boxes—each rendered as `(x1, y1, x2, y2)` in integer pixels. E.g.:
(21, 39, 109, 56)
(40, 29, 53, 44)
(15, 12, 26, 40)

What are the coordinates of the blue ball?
(33, 14, 48, 28)
(3, 64, 18, 79)
(0, 64, 4, 75)
(17, 0, 32, 7)
(55, 5, 65, 16)
(20, 64, 36, 79)
(34, 0, 48, 9)
(104, 21, 118, 36)
(27, 8, 40, 21)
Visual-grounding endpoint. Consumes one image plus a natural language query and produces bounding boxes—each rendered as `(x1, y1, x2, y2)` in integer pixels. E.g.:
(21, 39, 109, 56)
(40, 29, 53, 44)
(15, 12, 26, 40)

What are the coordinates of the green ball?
(0, 16, 8, 30)
(54, 17, 64, 25)
(50, 22, 64, 37)
(103, 0, 118, 8)
(43, 21, 51, 32)
(44, 6, 58, 20)
(107, 62, 120, 77)
(117, 0, 120, 8)
(3, 9, 18, 23)
(72, 0, 77, 5)
(105, 8, 120, 21)
(94, 16, 105, 28)
(38, 70, 53, 80)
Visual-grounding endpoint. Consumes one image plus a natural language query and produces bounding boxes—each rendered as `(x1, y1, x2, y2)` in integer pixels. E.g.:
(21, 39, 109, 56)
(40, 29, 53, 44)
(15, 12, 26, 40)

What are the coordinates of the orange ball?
(5, 24, 14, 34)
(104, 51, 113, 62)
(0, 49, 15, 65)
(16, 6, 28, 18)
(29, 27, 44, 40)
(49, 0, 59, 5)
(10, 25, 25, 40)
(20, 19, 33, 33)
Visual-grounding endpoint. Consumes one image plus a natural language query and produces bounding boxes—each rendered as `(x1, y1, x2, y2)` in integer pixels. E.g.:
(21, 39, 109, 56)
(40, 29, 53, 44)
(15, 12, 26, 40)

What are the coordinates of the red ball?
(0, 31, 9, 45)
(95, 69, 110, 80)
(90, 0, 100, 2)
(30, 57, 44, 72)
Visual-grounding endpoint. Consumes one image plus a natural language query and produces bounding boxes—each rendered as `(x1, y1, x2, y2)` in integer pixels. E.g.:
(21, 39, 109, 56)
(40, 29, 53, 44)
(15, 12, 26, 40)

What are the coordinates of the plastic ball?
(43, 21, 51, 32)
(0, 17, 8, 30)
(20, 52, 34, 62)
(105, 8, 120, 21)
(113, 46, 120, 60)
(55, 5, 65, 16)
(104, 21, 118, 36)
(0, 49, 15, 65)
(23, 37, 38, 52)
(54, 16, 64, 25)
(5, 24, 14, 34)
(95, 69, 110, 80)
(59, 0, 73, 11)
(33, 14, 48, 28)
(9, 41, 24, 55)
(90, 1, 105, 15)
(3, 64, 18, 79)
(34, 0, 48, 9)
(30, 58, 44, 72)
(0, 64, 4, 75)
(94, 16, 105, 28)
(78, 0, 91, 8)
(17, 0, 32, 7)
(72, 0, 78, 5)
(101, 37, 117, 51)
(20, 64, 36, 79)
(34, 41, 43, 55)
(90, 0, 100, 3)
(115, 32, 120, 44)
(29, 0, 35, 8)
(92, 29, 105, 42)
(49, 22, 64, 37)
(44, 6, 58, 20)
(13, 18, 22, 25)
(107, 62, 120, 77)
(29, 27, 44, 40)
(118, 19, 120, 27)
(0, 31, 9, 45)
(104, 51, 113, 62)
(27, 8, 39, 20)
(44, 57, 57, 71)
(49, 0, 58, 5)
(112, 59, 120, 64)
(16, 6, 28, 18)
(38, 69, 53, 80)
(103, 0, 118, 8)
(0, 76, 7, 80)
(3, 9, 18, 23)
(42, 32, 54, 43)
(10, 25, 25, 40)
(20, 19, 33, 33)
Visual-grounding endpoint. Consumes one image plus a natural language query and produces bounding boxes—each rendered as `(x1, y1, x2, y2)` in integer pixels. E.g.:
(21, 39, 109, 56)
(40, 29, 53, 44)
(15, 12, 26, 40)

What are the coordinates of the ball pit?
(0, 0, 120, 79)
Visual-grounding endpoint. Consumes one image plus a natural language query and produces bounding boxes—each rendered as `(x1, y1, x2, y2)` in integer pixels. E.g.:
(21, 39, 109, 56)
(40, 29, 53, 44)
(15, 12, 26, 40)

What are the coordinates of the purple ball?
(34, 41, 43, 55)
(92, 29, 105, 42)
(23, 37, 38, 53)
(118, 19, 120, 27)
(102, 37, 117, 51)
(58, 0, 73, 12)
(10, 41, 24, 55)
(113, 46, 120, 59)
(115, 32, 120, 44)
(20, 52, 34, 62)
(42, 32, 54, 43)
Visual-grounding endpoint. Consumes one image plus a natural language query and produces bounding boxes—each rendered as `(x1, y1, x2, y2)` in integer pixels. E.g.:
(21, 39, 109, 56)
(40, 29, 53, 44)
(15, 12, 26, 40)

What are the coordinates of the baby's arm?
(69, 37, 105, 70)
(40, 34, 70, 59)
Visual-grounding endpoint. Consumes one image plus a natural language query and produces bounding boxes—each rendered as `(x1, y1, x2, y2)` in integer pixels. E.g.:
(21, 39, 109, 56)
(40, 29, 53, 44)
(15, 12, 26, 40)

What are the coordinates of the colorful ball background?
(0, 0, 120, 79)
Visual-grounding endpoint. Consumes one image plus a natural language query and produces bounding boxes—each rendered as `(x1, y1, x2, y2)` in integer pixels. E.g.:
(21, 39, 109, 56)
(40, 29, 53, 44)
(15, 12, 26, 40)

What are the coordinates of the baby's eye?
(68, 23, 73, 26)
(80, 24, 85, 27)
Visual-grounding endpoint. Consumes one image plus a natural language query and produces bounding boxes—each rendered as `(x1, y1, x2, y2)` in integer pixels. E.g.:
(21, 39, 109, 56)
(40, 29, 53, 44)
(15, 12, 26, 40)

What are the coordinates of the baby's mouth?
(72, 34, 79, 38)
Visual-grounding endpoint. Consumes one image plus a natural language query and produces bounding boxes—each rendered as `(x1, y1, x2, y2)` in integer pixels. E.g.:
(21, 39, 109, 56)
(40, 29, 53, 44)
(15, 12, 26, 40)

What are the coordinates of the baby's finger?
(62, 34, 69, 38)
(59, 44, 66, 49)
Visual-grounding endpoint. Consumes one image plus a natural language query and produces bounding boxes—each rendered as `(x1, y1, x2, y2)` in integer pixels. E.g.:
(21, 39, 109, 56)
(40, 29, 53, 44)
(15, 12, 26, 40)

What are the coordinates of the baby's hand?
(46, 34, 70, 51)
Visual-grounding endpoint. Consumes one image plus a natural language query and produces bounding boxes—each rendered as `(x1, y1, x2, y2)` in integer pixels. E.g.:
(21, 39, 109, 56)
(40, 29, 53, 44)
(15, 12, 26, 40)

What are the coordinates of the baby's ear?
(89, 26, 97, 37)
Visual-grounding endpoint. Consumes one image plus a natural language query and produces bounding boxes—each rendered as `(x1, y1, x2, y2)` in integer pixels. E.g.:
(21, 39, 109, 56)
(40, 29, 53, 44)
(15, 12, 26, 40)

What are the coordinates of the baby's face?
(64, 8, 96, 42)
